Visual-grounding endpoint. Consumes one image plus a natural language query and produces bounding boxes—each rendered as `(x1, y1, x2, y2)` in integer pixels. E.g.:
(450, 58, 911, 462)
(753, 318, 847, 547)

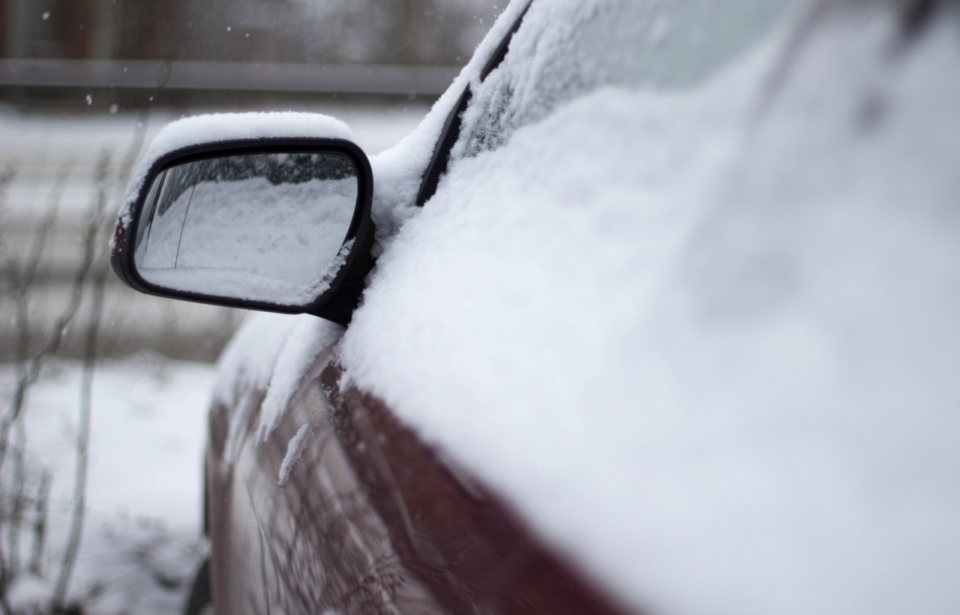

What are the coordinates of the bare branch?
(29, 470, 51, 577)
(19, 161, 75, 290)
(0, 163, 17, 298)
(53, 151, 113, 611)
(5, 419, 27, 579)
(0, 153, 110, 481)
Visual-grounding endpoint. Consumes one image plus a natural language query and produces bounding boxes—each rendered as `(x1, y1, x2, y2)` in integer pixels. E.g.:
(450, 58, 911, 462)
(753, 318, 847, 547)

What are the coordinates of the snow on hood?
(341, 5, 960, 615)
(113, 112, 353, 251)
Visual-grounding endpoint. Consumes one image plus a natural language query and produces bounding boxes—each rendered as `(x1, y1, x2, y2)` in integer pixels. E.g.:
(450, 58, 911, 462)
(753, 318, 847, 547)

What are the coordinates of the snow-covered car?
(111, 0, 960, 613)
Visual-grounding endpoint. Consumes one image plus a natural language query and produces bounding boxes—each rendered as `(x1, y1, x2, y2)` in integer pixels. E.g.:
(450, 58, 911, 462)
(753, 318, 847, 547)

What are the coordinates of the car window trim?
(415, 1, 532, 207)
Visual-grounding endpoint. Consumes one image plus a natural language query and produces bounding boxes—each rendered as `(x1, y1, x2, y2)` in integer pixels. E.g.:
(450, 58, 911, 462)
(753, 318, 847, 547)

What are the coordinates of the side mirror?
(111, 136, 374, 326)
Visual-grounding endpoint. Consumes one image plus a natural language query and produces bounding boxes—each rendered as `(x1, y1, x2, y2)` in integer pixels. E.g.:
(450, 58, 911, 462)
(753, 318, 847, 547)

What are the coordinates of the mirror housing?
(111, 137, 374, 326)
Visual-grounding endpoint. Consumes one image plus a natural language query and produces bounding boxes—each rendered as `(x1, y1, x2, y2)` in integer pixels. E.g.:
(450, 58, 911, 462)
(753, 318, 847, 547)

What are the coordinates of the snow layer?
(8, 575, 54, 615)
(213, 312, 342, 465)
(278, 423, 311, 485)
(1, 357, 215, 614)
(340, 5, 960, 615)
(362, 1, 532, 251)
(116, 112, 354, 249)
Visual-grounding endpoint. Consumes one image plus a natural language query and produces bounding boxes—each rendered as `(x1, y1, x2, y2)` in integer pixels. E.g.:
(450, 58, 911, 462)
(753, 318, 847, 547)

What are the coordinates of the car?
(110, 0, 960, 613)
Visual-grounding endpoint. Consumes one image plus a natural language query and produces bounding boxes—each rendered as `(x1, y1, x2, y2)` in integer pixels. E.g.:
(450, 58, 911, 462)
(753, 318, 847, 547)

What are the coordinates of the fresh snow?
(278, 423, 310, 485)
(176, 1, 960, 615)
(336, 3, 960, 615)
(211, 312, 342, 466)
(255, 315, 341, 439)
(362, 0, 532, 251)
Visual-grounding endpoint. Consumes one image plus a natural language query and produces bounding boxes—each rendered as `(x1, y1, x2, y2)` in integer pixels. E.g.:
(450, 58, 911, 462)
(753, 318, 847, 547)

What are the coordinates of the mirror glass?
(133, 151, 358, 305)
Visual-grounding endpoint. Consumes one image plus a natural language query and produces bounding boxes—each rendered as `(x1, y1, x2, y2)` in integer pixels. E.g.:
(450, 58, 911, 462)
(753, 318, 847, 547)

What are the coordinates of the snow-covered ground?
(0, 356, 216, 614)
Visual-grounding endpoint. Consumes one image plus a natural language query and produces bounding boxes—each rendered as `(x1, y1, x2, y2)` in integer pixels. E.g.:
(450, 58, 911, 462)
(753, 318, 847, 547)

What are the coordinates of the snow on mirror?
(133, 152, 358, 306)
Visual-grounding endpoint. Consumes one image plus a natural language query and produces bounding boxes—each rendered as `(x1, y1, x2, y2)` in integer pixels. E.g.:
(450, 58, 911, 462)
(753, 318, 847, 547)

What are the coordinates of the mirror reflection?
(134, 151, 358, 305)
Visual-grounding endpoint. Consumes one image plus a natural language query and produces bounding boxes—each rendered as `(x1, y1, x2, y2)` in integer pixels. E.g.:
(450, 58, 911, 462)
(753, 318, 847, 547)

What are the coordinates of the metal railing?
(0, 59, 461, 96)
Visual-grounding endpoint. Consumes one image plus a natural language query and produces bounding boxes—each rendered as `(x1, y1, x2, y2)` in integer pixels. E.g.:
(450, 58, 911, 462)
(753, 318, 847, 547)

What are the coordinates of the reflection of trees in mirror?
(193, 153, 356, 186)
(153, 153, 358, 219)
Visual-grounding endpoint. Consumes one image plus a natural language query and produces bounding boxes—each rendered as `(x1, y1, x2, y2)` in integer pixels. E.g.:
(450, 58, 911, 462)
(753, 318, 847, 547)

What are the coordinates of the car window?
(454, 0, 808, 160)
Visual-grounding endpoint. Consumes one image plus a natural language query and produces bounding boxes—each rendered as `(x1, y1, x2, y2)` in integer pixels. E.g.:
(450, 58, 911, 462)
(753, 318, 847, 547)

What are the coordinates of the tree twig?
(29, 470, 51, 577)
(0, 155, 108, 483)
(52, 153, 112, 611)
(1, 161, 74, 585)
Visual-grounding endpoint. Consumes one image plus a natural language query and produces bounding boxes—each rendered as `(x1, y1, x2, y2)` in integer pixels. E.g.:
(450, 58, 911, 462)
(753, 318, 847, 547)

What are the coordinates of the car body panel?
(207, 349, 631, 614)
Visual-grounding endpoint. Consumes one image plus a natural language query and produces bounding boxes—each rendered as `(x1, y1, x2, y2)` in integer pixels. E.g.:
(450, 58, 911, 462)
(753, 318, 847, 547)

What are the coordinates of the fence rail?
(0, 59, 461, 96)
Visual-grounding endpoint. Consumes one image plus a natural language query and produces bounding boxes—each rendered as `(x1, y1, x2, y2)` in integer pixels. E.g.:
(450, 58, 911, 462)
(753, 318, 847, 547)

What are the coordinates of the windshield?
(455, 0, 808, 159)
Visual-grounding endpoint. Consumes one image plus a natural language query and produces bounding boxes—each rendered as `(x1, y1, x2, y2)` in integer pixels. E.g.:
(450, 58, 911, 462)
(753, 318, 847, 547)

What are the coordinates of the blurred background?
(0, 3, 497, 612)
(1, 0, 500, 362)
